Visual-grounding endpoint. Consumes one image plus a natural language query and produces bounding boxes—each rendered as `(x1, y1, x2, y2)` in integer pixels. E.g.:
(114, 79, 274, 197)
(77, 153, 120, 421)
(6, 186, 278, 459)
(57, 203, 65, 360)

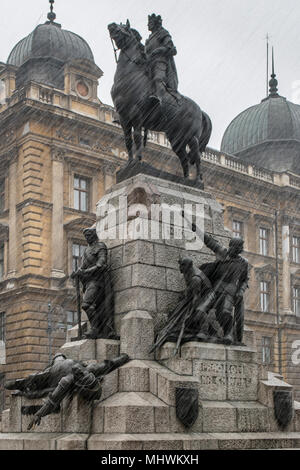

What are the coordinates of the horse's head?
(108, 20, 136, 51)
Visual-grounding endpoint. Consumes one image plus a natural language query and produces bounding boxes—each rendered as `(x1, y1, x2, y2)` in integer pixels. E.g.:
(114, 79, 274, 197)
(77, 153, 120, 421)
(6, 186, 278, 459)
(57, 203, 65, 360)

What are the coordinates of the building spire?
(269, 47, 279, 97)
(47, 0, 56, 23)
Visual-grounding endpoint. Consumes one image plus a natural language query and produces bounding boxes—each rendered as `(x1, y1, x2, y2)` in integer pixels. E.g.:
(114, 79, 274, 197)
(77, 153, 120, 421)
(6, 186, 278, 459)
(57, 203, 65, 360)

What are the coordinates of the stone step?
(88, 431, 300, 450)
(1, 431, 300, 450)
(92, 391, 171, 434)
(202, 401, 271, 433)
(58, 338, 120, 362)
(117, 359, 199, 397)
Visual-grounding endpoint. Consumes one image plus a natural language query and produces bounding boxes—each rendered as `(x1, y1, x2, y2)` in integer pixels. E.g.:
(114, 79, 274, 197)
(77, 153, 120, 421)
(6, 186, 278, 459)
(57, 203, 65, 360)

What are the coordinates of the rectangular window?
(293, 287, 300, 316)
(292, 236, 300, 264)
(0, 179, 5, 212)
(74, 176, 89, 212)
(72, 243, 86, 272)
(259, 227, 269, 256)
(0, 312, 5, 343)
(0, 79, 5, 105)
(262, 337, 272, 364)
(260, 281, 270, 312)
(66, 311, 78, 330)
(233, 220, 243, 239)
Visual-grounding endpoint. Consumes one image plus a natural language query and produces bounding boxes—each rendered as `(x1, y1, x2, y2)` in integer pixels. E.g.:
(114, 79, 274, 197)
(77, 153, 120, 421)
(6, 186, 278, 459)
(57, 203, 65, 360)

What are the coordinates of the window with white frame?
(262, 336, 272, 364)
(72, 243, 86, 272)
(260, 280, 270, 312)
(74, 175, 90, 212)
(233, 220, 243, 239)
(292, 236, 300, 264)
(259, 227, 269, 256)
(66, 311, 78, 330)
(293, 287, 300, 316)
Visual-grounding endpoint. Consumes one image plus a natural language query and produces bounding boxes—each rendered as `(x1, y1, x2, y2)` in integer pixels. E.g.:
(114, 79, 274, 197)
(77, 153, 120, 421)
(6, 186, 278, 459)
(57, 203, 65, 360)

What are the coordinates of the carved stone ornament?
(103, 162, 117, 175)
(175, 387, 199, 428)
(56, 128, 76, 143)
(51, 147, 65, 162)
(273, 390, 293, 430)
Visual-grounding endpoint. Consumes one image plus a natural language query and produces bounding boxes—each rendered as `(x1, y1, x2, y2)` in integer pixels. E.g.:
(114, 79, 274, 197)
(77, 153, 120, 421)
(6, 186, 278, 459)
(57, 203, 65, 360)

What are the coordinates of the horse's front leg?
(120, 118, 133, 163)
(133, 126, 143, 161)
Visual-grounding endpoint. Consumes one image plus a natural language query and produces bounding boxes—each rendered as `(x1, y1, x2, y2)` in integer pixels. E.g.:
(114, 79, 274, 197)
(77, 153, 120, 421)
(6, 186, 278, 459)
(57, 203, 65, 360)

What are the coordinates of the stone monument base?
(116, 159, 204, 189)
(1, 173, 300, 449)
(1, 336, 300, 450)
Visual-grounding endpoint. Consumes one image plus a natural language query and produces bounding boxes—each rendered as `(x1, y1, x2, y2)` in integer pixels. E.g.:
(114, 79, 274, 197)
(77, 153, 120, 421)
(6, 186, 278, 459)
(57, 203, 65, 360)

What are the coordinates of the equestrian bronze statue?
(108, 14, 212, 188)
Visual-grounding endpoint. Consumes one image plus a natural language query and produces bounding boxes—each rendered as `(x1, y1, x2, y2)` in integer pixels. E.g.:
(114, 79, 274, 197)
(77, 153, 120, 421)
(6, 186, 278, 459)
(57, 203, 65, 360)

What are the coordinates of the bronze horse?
(108, 21, 212, 187)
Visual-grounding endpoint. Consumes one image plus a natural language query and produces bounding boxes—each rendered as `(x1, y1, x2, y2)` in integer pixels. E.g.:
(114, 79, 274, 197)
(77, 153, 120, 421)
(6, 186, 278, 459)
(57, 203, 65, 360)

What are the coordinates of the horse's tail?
(198, 111, 212, 153)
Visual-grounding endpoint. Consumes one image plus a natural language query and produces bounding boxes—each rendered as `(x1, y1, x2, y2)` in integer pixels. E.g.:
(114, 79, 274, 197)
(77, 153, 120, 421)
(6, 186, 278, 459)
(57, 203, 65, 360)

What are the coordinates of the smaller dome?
(7, 22, 95, 67)
(221, 55, 300, 175)
(221, 95, 300, 156)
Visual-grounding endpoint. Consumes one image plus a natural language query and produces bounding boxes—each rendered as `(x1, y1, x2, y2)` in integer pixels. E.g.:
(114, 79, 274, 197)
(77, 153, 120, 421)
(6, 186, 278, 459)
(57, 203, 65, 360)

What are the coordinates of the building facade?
(0, 9, 300, 411)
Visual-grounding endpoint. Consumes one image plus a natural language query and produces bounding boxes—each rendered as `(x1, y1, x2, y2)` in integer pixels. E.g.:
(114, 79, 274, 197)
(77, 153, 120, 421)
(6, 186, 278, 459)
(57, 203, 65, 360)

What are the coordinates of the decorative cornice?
(226, 206, 251, 220)
(16, 199, 53, 211)
(66, 155, 107, 171)
(102, 161, 118, 175)
(254, 213, 274, 226)
(56, 128, 76, 144)
(254, 263, 276, 280)
(64, 216, 96, 231)
(63, 207, 96, 217)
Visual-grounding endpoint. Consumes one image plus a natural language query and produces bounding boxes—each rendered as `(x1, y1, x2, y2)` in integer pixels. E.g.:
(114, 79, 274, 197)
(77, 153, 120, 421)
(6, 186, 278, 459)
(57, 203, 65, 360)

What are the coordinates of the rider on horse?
(145, 14, 179, 105)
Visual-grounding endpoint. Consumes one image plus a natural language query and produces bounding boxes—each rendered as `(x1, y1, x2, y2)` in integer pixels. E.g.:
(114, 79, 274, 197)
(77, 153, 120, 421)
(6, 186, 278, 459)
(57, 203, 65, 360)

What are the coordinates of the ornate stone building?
(0, 6, 300, 411)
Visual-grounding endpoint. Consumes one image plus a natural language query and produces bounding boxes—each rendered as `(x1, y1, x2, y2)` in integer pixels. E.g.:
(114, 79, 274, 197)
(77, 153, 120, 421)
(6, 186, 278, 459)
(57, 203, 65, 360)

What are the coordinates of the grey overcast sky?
(1, 0, 300, 150)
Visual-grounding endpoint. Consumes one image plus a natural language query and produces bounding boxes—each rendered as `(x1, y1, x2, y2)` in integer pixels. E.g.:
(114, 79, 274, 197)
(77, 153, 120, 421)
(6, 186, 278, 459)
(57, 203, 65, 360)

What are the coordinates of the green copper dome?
(221, 95, 300, 156)
(221, 57, 300, 174)
(7, 22, 94, 67)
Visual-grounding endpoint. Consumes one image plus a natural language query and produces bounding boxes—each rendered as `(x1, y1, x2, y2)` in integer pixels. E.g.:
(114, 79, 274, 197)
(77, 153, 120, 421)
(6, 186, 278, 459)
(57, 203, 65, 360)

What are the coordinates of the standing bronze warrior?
(71, 228, 115, 339)
(151, 234, 249, 353)
(145, 13, 178, 104)
(200, 234, 249, 344)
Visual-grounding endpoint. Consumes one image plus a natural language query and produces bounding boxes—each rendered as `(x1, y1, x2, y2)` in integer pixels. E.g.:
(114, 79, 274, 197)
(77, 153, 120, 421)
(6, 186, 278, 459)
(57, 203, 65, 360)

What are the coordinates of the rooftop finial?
(269, 47, 279, 97)
(47, 0, 56, 23)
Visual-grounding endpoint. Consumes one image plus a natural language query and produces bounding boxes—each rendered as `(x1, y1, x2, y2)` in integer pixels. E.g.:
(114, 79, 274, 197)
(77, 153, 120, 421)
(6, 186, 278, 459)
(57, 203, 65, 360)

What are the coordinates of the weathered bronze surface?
(108, 15, 212, 188)
(5, 352, 129, 429)
(71, 228, 116, 340)
(151, 233, 249, 353)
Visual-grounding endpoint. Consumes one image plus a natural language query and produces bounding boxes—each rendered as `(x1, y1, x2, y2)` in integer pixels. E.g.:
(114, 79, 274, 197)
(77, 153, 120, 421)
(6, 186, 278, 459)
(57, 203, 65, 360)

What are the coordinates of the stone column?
(51, 147, 65, 279)
(7, 150, 18, 278)
(103, 163, 116, 192)
(282, 217, 291, 314)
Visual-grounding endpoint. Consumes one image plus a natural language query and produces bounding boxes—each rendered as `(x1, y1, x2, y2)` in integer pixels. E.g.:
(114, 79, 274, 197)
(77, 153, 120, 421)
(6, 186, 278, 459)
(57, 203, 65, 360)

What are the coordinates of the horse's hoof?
(195, 179, 204, 190)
